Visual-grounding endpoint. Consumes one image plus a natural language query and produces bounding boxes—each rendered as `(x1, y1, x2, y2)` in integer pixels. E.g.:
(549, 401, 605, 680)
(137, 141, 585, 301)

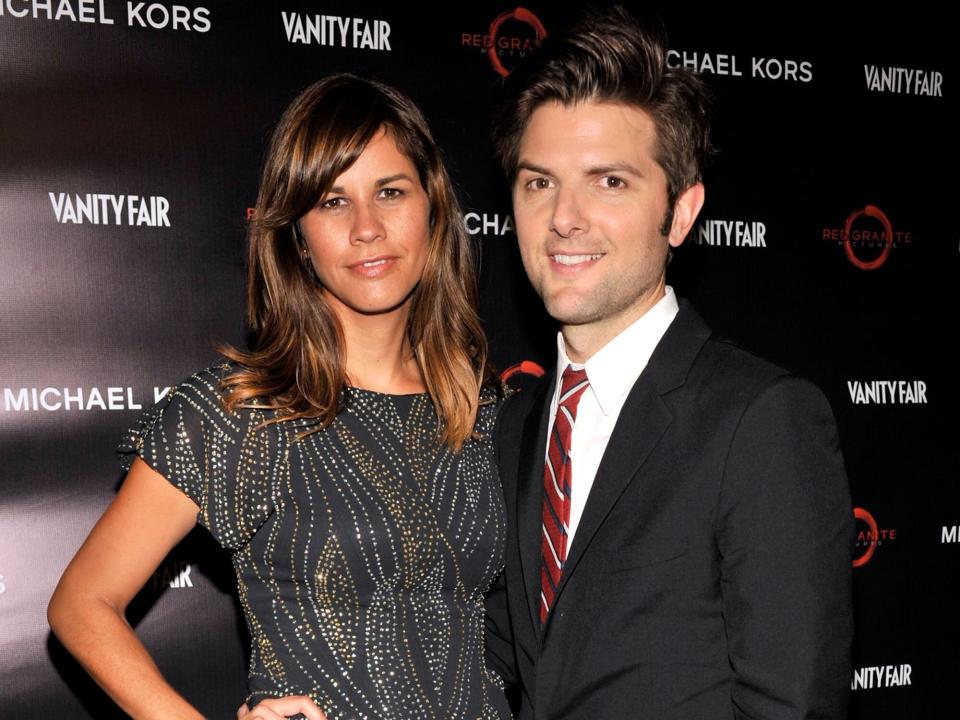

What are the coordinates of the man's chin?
(542, 301, 602, 328)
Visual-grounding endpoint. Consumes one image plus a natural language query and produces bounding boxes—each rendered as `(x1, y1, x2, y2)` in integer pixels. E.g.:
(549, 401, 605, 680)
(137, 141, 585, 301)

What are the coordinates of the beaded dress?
(118, 363, 510, 720)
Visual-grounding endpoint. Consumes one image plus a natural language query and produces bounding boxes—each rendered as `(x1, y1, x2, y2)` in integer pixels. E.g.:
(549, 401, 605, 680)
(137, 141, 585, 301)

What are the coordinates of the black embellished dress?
(118, 363, 510, 720)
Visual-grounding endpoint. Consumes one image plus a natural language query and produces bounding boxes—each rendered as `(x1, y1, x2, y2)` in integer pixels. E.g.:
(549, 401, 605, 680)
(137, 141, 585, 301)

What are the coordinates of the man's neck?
(561, 284, 667, 364)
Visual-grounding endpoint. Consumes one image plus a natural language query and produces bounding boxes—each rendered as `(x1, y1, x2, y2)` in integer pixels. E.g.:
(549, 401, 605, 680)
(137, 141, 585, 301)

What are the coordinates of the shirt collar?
(555, 286, 679, 416)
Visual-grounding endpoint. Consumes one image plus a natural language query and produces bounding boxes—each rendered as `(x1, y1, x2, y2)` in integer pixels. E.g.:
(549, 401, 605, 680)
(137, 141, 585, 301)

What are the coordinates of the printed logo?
(49, 192, 170, 227)
(127, 2, 210, 32)
(281, 11, 391, 50)
(692, 219, 767, 248)
(822, 205, 911, 270)
(865, 65, 942, 97)
(500, 360, 545, 384)
(853, 507, 896, 568)
(851, 664, 913, 690)
(152, 561, 194, 589)
(464, 212, 515, 237)
(846, 380, 927, 405)
(500, 361, 546, 393)
(0, 1, 211, 32)
(941, 525, 960, 543)
(667, 49, 812, 82)
(461, 7, 547, 77)
(2, 385, 171, 412)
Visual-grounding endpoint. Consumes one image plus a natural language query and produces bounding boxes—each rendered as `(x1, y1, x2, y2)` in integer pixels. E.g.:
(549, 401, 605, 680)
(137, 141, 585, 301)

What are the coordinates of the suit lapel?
(552, 381, 671, 605)
(546, 302, 713, 626)
(515, 373, 554, 635)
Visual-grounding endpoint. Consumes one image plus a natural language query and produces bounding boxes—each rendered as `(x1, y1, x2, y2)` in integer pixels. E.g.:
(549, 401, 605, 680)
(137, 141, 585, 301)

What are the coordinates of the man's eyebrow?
(516, 161, 553, 176)
(515, 161, 647, 178)
(586, 162, 645, 177)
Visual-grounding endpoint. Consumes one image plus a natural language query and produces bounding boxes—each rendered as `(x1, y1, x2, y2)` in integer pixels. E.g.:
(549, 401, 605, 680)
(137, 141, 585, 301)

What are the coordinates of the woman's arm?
(48, 457, 204, 719)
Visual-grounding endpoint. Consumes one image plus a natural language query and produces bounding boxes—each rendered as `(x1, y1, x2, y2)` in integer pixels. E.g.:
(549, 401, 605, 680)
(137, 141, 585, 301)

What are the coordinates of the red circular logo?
(852, 506, 880, 567)
(843, 205, 894, 271)
(487, 7, 547, 78)
(500, 360, 546, 383)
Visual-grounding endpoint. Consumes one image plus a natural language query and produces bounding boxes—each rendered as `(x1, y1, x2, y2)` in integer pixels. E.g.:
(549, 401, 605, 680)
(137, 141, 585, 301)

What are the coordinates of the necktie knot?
(558, 365, 590, 413)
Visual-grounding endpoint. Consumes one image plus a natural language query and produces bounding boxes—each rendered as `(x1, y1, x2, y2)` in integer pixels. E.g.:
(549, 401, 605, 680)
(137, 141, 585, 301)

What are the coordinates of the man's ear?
(668, 182, 705, 248)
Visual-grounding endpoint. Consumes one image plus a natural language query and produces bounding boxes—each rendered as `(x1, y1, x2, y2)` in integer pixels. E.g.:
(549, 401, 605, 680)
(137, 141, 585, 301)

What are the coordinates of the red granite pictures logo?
(853, 507, 896, 567)
(500, 360, 545, 384)
(823, 205, 912, 270)
(461, 7, 547, 77)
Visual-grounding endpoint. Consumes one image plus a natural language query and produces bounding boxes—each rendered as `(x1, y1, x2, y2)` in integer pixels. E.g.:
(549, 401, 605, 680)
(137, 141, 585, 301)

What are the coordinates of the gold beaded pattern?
(117, 364, 509, 719)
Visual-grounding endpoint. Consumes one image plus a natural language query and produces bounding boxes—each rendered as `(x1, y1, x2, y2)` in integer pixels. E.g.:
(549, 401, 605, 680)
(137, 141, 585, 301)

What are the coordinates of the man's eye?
(526, 177, 551, 190)
(602, 176, 625, 189)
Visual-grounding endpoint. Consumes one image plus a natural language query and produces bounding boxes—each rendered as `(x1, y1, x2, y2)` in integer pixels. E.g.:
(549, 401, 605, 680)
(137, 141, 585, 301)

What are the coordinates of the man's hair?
(493, 6, 712, 221)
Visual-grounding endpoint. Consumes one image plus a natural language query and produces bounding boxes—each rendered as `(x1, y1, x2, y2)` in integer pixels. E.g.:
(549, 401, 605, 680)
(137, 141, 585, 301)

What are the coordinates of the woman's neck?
(337, 304, 425, 395)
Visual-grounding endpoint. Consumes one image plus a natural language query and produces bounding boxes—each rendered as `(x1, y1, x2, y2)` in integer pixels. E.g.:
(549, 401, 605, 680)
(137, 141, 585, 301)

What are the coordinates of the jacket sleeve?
(717, 375, 854, 720)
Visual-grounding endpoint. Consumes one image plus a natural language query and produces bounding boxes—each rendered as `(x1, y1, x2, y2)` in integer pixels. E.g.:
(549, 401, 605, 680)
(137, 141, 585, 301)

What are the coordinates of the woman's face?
(299, 127, 431, 322)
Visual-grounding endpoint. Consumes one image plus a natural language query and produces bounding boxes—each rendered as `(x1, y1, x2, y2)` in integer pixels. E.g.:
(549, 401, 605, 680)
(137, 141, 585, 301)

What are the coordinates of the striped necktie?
(540, 365, 590, 624)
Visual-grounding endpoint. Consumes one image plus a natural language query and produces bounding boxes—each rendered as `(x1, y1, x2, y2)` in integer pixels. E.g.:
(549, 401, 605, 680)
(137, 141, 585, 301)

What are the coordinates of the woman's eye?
(526, 177, 551, 190)
(320, 197, 346, 210)
(380, 188, 403, 200)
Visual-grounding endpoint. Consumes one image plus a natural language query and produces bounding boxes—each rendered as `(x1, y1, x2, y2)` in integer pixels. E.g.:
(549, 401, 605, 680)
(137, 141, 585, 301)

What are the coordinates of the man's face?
(512, 100, 701, 342)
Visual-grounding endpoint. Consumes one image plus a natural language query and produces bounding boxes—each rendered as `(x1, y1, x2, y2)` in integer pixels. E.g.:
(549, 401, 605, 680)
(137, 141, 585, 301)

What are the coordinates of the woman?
(48, 74, 509, 720)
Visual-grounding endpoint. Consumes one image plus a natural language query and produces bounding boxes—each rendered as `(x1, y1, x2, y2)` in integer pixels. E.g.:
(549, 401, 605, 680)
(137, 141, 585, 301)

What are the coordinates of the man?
(485, 7, 853, 719)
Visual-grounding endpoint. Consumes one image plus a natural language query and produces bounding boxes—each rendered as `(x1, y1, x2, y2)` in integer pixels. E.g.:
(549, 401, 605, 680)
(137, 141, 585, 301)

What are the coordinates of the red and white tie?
(540, 365, 590, 624)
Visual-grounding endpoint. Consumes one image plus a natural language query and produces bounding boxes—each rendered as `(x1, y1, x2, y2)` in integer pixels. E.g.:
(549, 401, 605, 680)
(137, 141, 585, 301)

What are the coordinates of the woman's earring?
(294, 222, 321, 285)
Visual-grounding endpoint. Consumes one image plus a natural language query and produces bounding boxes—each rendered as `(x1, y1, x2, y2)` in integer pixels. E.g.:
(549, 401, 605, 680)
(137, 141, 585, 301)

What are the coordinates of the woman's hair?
(220, 74, 491, 450)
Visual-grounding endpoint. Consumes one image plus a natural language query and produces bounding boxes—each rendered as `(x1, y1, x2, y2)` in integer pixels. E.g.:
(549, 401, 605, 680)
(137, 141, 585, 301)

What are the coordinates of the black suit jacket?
(486, 301, 853, 719)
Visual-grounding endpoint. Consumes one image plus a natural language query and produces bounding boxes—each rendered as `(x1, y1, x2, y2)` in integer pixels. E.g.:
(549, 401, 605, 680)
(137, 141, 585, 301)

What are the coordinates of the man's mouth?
(551, 253, 603, 266)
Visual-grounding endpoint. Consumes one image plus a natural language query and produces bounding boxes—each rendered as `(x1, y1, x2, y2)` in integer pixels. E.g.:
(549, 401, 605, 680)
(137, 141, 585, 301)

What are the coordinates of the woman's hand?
(237, 696, 327, 720)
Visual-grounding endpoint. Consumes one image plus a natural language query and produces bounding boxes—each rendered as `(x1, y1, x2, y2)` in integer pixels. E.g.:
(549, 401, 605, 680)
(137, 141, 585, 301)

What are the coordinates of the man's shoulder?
(669, 302, 787, 380)
(685, 334, 834, 428)
(698, 334, 790, 384)
(495, 371, 552, 439)
(669, 302, 829, 410)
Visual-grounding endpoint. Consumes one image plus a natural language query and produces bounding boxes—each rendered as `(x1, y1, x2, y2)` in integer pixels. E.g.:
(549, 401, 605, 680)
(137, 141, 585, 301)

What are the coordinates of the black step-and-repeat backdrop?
(1, 3, 956, 716)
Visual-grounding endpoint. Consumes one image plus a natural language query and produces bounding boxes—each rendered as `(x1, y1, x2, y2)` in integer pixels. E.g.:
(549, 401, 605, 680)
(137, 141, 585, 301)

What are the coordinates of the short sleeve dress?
(117, 363, 510, 720)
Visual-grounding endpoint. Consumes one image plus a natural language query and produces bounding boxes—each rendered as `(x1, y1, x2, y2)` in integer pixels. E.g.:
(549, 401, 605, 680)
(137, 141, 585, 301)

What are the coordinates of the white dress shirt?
(547, 286, 679, 547)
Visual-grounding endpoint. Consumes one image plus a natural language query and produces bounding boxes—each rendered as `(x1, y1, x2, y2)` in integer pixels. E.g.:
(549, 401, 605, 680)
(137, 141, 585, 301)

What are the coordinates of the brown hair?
(221, 74, 491, 450)
(492, 6, 712, 231)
